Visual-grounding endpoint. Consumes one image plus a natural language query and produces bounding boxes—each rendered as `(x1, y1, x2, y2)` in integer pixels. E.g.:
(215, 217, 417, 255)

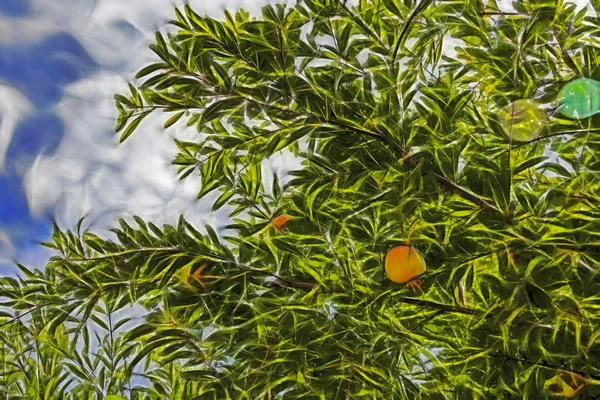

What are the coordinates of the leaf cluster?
(1, 0, 600, 398)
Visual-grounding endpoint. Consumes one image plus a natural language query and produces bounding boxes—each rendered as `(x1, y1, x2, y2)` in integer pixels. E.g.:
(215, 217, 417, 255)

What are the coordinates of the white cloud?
(0, 85, 32, 172)
(495, 0, 591, 13)
(20, 0, 283, 67)
(23, 72, 204, 233)
(566, 0, 592, 13)
(0, 230, 15, 263)
(18, 0, 308, 239)
(0, 14, 57, 44)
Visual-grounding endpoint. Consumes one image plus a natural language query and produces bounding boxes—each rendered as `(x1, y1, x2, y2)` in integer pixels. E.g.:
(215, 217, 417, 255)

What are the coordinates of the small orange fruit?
(182, 262, 213, 290)
(385, 245, 427, 292)
(271, 214, 293, 233)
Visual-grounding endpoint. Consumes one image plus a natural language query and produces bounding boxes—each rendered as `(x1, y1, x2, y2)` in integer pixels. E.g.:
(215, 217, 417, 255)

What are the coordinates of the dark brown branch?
(134, 52, 505, 215)
(64, 245, 479, 316)
(433, 172, 501, 213)
(392, 296, 477, 315)
(137, 58, 504, 214)
(0, 305, 43, 329)
(391, 139, 503, 214)
(495, 351, 600, 381)
(499, 129, 594, 154)
(64, 247, 182, 262)
(236, 92, 502, 214)
(391, 0, 433, 65)
(266, 277, 477, 315)
(478, 12, 521, 16)
(337, 0, 389, 51)
(166, 251, 480, 315)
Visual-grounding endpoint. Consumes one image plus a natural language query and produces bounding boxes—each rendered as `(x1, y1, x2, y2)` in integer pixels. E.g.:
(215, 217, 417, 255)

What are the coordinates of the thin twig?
(63, 247, 181, 262)
(392, 296, 477, 315)
(494, 351, 600, 381)
(263, 276, 477, 315)
(391, 0, 433, 66)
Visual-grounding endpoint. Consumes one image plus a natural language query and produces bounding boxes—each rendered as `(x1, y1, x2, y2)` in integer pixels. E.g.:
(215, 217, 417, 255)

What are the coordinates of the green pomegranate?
(557, 77, 600, 119)
(502, 99, 546, 142)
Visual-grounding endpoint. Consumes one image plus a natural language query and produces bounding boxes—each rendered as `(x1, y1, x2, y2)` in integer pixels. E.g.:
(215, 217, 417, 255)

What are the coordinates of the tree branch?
(498, 129, 594, 154)
(65, 245, 480, 316)
(495, 351, 600, 381)
(64, 247, 182, 262)
(266, 276, 477, 315)
(432, 172, 501, 213)
(392, 295, 477, 315)
(236, 92, 386, 140)
(391, 0, 433, 66)
(235, 91, 502, 214)
(337, 0, 389, 51)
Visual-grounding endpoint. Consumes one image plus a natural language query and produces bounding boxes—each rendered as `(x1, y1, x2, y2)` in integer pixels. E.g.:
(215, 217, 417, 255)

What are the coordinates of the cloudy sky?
(0, 0, 592, 275)
(0, 0, 285, 274)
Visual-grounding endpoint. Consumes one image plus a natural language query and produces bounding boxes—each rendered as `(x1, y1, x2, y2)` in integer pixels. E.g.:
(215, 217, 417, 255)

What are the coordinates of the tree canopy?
(1, 0, 599, 398)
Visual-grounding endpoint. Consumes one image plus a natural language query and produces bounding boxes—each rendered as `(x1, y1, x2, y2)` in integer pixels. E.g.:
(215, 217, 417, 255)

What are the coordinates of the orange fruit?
(271, 214, 293, 232)
(181, 262, 212, 290)
(385, 245, 427, 291)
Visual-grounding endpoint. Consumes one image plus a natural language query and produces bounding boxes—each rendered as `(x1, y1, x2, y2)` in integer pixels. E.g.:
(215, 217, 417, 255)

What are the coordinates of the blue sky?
(0, 0, 31, 17)
(0, 4, 96, 272)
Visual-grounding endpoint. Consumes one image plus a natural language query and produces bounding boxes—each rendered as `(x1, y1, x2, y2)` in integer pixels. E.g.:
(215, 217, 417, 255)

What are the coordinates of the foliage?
(2, 0, 600, 398)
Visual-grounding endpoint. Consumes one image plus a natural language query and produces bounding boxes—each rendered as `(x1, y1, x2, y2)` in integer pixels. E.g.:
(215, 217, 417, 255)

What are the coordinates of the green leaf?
(135, 63, 167, 79)
(115, 110, 133, 133)
(200, 97, 243, 125)
(127, 338, 178, 373)
(123, 324, 155, 343)
(129, 84, 142, 107)
(120, 110, 152, 142)
(114, 94, 135, 108)
(538, 162, 572, 177)
(513, 156, 548, 175)
(164, 111, 185, 128)
(198, 179, 221, 199)
(526, 282, 553, 310)
(212, 191, 235, 211)
(205, 224, 220, 247)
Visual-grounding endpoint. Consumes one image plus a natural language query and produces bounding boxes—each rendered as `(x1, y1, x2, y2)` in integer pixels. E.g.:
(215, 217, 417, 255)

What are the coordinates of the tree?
(1, 0, 599, 398)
